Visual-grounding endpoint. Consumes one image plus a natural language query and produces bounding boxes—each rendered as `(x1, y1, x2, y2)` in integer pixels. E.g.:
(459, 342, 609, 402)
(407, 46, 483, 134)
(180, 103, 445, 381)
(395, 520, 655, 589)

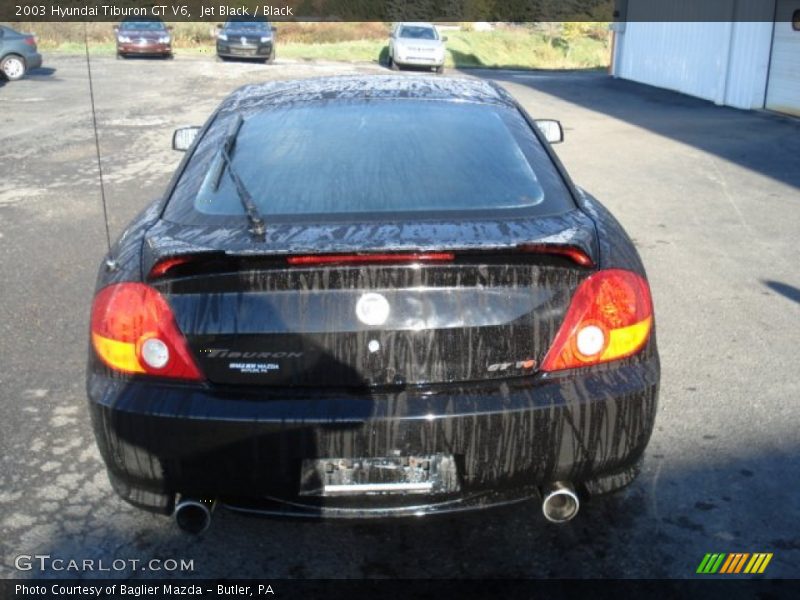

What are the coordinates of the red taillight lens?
(24, 37, 36, 46)
(149, 256, 193, 279)
(90, 283, 203, 380)
(518, 244, 594, 267)
(540, 269, 653, 372)
(287, 252, 455, 266)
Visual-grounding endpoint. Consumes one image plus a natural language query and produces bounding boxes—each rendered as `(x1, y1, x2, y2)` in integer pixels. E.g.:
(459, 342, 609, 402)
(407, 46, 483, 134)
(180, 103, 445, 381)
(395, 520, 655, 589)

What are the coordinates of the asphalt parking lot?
(1, 53, 799, 579)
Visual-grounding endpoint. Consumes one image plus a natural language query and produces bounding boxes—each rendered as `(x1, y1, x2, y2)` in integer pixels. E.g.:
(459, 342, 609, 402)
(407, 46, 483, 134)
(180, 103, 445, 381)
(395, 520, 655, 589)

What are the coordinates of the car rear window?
(399, 26, 438, 40)
(164, 99, 574, 225)
(120, 21, 166, 31)
(224, 21, 269, 30)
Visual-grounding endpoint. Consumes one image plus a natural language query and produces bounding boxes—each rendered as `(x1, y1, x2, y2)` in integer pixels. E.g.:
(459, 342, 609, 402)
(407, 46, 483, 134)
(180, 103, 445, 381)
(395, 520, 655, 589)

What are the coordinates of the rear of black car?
(87, 77, 658, 522)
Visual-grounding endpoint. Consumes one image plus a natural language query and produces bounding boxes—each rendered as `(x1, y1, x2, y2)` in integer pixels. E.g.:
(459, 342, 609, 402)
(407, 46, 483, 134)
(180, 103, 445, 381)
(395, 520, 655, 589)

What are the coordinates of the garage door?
(766, 0, 800, 116)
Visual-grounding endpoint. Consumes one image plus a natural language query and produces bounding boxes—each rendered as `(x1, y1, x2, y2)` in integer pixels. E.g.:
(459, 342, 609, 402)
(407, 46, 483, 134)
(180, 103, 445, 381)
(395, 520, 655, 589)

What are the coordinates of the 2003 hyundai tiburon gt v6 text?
(87, 76, 659, 533)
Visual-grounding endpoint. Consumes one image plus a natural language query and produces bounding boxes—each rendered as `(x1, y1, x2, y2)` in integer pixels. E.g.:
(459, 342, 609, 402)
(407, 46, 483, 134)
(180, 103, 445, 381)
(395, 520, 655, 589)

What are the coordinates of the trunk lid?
(144, 212, 597, 388)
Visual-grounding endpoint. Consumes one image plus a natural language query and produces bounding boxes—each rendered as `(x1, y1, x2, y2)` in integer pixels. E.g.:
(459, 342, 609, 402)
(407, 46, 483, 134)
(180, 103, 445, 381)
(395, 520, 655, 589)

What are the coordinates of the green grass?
(279, 39, 385, 62)
(442, 29, 609, 69)
(47, 42, 115, 54)
(279, 31, 610, 69)
(39, 25, 610, 70)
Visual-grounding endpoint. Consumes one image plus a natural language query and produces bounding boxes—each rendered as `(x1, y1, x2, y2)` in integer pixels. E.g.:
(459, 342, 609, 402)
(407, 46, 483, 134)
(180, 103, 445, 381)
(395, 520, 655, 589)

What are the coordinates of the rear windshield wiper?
(213, 114, 266, 239)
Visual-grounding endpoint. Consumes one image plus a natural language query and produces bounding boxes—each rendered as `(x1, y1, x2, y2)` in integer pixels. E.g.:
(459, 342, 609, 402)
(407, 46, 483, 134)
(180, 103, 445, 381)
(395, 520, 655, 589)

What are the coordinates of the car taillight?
(286, 252, 455, 266)
(518, 244, 594, 267)
(540, 269, 653, 371)
(90, 283, 203, 380)
(24, 37, 36, 46)
(149, 256, 194, 279)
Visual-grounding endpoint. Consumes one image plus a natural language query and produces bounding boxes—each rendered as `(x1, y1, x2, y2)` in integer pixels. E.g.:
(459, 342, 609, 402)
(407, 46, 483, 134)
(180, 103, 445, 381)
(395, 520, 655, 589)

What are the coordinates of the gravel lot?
(1, 53, 799, 579)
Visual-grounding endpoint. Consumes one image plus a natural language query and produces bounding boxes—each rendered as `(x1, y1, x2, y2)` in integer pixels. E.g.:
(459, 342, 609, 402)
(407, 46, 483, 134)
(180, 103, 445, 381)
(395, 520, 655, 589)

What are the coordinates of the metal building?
(611, 0, 800, 116)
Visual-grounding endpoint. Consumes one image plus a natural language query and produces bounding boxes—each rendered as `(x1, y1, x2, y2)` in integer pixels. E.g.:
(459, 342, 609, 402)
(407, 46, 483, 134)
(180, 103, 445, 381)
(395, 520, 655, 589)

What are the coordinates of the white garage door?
(766, 0, 800, 116)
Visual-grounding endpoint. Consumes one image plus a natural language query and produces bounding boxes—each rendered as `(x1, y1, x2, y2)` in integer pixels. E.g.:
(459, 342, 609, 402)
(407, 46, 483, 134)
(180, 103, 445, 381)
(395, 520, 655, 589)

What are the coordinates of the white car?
(388, 22, 447, 74)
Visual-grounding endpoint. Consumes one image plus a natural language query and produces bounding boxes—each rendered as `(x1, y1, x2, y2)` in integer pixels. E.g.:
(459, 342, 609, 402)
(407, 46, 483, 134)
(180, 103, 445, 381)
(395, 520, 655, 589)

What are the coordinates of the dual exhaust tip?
(174, 498, 215, 534)
(541, 482, 580, 523)
(173, 483, 579, 532)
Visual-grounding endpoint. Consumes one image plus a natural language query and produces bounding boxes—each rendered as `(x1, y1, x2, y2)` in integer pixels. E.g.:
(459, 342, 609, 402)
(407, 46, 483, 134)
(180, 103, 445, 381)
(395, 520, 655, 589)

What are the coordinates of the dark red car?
(115, 18, 173, 59)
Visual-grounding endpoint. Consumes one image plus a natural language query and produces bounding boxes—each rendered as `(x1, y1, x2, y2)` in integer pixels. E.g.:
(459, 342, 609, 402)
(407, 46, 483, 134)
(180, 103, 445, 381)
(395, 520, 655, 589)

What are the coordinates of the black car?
(216, 18, 276, 62)
(87, 76, 659, 534)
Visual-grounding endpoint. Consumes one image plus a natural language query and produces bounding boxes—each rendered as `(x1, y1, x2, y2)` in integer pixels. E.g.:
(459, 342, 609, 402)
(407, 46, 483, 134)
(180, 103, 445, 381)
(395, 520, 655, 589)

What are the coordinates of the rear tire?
(1, 54, 26, 80)
(435, 65, 445, 75)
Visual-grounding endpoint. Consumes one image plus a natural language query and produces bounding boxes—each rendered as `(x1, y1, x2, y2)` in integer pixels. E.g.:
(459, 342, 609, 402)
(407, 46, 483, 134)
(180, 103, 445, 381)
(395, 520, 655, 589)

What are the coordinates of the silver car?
(388, 22, 447, 74)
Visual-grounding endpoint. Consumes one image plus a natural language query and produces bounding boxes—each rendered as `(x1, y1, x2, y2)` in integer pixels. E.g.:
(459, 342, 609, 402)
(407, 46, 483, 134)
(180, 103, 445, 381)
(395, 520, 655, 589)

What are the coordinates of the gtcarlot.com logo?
(14, 554, 194, 573)
(696, 552, 773, 575)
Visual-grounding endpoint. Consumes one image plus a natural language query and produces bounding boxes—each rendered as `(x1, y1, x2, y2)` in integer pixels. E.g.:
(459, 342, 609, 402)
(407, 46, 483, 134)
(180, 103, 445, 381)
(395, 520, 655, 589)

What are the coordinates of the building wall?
(765, 0, 800, 116)
(724, 21, 774, 109)
(612, 0, 775, 110)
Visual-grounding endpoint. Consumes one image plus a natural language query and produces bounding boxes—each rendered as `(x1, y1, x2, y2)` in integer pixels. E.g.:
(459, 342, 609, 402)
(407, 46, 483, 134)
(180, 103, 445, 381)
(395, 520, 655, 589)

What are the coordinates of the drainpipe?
(715, 0, 738, 105)
(610, 0, 628, 78)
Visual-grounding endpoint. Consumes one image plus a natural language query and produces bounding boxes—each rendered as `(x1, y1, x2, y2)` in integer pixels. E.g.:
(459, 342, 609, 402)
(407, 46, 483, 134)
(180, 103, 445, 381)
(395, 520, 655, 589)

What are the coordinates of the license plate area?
(299, 454, 459, 497)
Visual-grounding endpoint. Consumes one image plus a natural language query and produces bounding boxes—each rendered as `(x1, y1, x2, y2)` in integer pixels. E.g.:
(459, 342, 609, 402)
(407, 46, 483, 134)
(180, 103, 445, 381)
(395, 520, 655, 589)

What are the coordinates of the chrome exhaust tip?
(541, 482, 580, 523)
(174, 498, 215, 534)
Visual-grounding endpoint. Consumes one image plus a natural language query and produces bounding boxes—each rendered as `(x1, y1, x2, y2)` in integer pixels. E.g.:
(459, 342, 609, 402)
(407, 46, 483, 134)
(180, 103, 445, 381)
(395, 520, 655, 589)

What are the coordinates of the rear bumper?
(26, 52, 43, 70)
(395, 55, 444, 68)
(87, 354, 659, 517)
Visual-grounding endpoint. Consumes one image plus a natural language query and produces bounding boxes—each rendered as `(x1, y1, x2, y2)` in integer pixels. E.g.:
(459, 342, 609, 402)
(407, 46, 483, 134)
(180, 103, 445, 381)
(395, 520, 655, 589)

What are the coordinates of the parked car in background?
(0, 24, 42, 81)
(87, 75, 659, 534)
(388, 22, 447, 73)
(216, 18, 276, 63)
(115, 18, 173, 59)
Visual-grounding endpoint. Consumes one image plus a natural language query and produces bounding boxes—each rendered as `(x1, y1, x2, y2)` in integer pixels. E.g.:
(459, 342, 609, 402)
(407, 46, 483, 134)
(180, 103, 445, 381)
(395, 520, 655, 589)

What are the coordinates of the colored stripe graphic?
(697, 553, 725, 574)
(720, 553, 736, 573)
(723, 553, 749, 573)
(698, 553, 773, 575)
(744, 554, 762, 573)
(733, 553, 749, 573)
(757, 553, 773, 574)
(696, 554, 713, 573)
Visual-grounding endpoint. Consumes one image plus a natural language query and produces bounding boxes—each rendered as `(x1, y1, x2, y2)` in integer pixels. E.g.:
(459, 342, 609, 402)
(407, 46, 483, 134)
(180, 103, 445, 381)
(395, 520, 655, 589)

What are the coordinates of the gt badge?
(487, 359, 538, 372)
